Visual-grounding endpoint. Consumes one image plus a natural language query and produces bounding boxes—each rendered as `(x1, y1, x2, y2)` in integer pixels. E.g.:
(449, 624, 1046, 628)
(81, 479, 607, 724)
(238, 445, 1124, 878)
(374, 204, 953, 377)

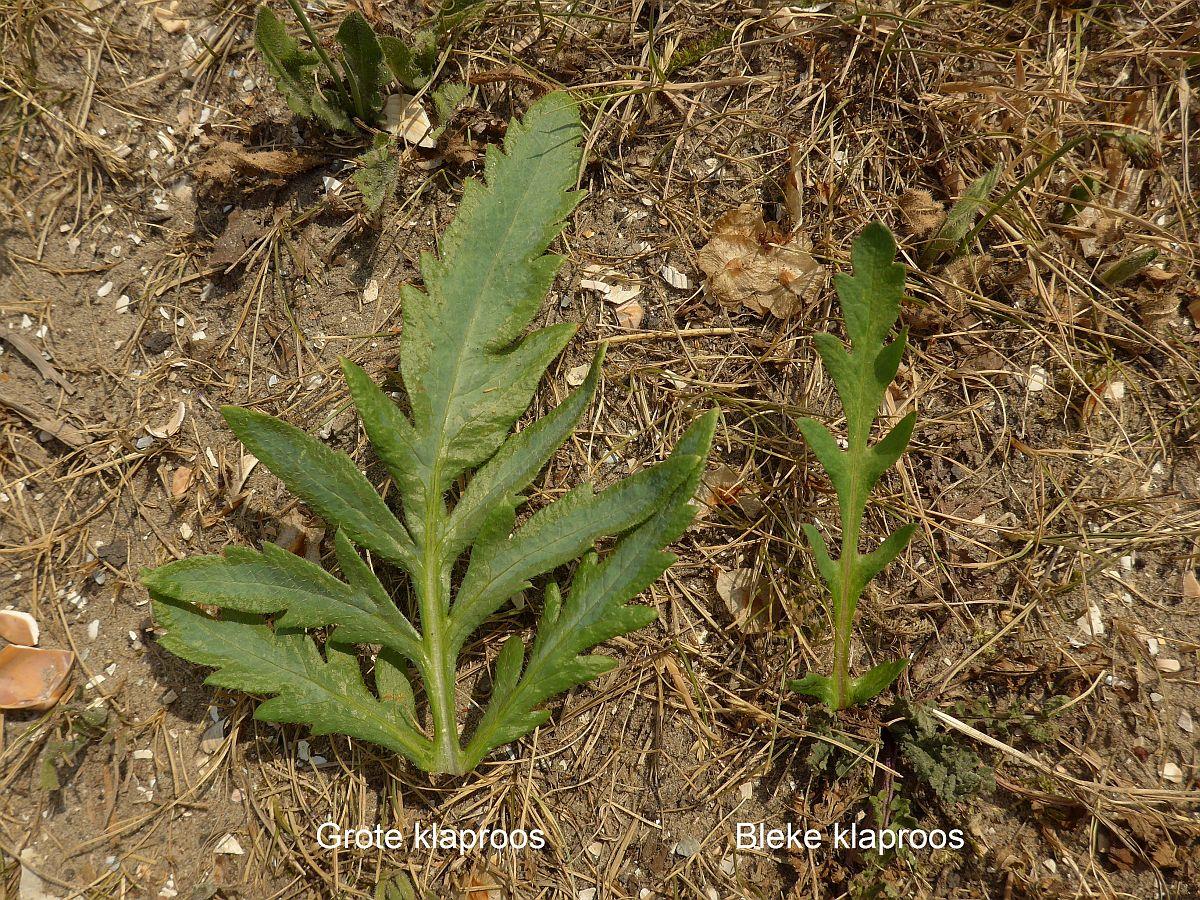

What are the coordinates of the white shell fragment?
(146, 401, 186, 439)
(213, 834, 245, 855)
(660, 264, 691, 290)
(384, 93, 436, 148)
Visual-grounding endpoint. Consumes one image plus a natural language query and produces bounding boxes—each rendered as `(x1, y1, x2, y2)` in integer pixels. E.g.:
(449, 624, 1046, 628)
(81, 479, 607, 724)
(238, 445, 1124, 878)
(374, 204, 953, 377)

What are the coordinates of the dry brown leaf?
(565, 364, 590, 387)
(1187, 297, 1200, 328)
(697, 204, 824, 318)
(147, 400, 186, 439)
(715, 567, 776, 633)
(228, 453, 259, 498)
(274, 510, 325, 565)
(194, 142, 324, 199)
(696, 464, 743, 514)
(154, 1, 188, 33)
(0, 645, 74, 711)
(581, 264, 643, 306)
(898, 189, 945, 237)
(0, 610, 39, 646)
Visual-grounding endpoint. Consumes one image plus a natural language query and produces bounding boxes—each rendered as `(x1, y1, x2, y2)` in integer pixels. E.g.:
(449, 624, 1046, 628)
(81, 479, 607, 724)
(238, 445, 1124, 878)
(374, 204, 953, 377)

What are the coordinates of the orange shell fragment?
(0, 610, 39, 646)
(0, 645, 75, 711)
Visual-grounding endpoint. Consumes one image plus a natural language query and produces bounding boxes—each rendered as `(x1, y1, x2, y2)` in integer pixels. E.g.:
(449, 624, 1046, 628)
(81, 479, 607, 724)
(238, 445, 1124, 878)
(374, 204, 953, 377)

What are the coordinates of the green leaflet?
(790, 223, 913, 711)
(335, 12, 384, 123)
(154, 600, 431, 765)
(463, 412, 715, 767)
(353, 133, 400, 216)
(253, 5, 319, 120)
(380, 35, 428, 91)
(920, 166, 1000, 266)
(142, 94, 716, 775)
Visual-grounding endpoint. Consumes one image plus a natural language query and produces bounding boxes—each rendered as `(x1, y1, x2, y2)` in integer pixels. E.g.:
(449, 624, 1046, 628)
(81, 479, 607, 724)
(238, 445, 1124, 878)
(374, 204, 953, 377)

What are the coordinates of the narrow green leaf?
(1099, 249, 1158, 287)
(254, 5, 318, 119)
(864, 411, 916, 486)
(796, 417, 846, 484)
(463, 411, 716, 763)
(340, 357, 426, 518)
(800, 524, 840, 597)
(446, 346, 603, 557)
(142, 536, 422, 663)
(221, 406, 416, 569)
(849, 658, 907, 704)
(379, 35, 427, 90)
(793, 223, 913, 712)
(448, 421, 705, 652)
(399, 93, 583, 495)
(922, 165, 1001, 265)
(153, 598, 432, 766)
(335, 11, 384, 122)
(837, 223, 906, 356)
(849, 523, 916, 604)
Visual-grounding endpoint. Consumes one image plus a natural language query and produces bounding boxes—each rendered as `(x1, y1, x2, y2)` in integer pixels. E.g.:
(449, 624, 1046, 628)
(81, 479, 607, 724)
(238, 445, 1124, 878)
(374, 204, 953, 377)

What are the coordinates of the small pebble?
(673, 836, 701, 858)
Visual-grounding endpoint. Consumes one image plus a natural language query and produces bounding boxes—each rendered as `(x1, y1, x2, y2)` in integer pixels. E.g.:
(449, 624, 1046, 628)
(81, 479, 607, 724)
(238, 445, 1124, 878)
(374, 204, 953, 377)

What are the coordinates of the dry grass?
(1, 0, 1198, 897)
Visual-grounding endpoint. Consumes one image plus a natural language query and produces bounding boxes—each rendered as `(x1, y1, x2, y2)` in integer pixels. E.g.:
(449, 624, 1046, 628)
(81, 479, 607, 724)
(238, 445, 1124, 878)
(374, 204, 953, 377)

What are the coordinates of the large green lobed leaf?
(142, 94, 716, 774)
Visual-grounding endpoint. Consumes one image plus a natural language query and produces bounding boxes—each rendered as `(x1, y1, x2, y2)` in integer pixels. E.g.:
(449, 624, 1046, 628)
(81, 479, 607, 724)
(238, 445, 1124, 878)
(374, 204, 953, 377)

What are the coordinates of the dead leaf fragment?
(697, 204, 824, 318)
(384, 93, 435, 148)
(1186, 298, 1200, 328)
(228, 453, 259, 498)
(19, 850, 62, 900)
(194, 142, 324, 199)
(580, 264, 643, 306)
(0, 610, 39, 646)
(566, 364, 590, 387)
(0, 645, 74, 711)
(898, 189, 945, 237)
(154, 1, 188, 33)
(0, 333, 76, 394)
(715, 567, 775, 633)
(696, 464, 743, 515)
(213, 834, 245, 855)
(771, 3, 832, 33)
(660, 264, 691, 290)
(170, 465, 194, 499)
